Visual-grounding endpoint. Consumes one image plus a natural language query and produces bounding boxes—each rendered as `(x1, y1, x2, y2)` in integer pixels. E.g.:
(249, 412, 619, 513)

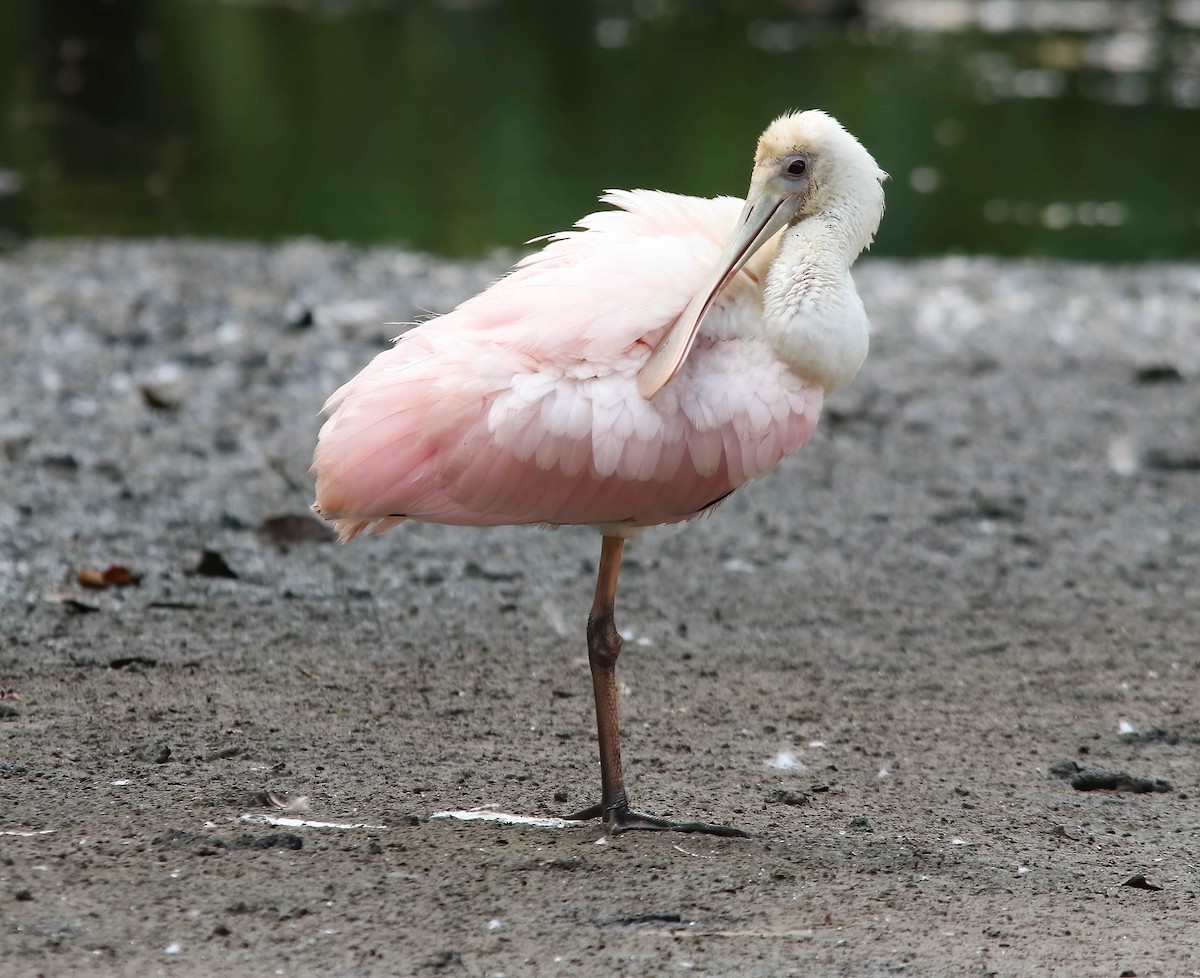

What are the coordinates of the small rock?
(1072, 770, 1171, 794)
(195, 550, 238, 579)
(1143, 447, 1200, 472)
(110, 656, 158, 671)
(140, 384, 181, 411)
(235, 833, 303, 851)
(257, 515, 334, 548)
(1133, 364, 1183, 384)
(463, 560, 521, 581)
(133, 743, 172, 764)
(1049, 759, 1082, 779)
(1049, 760, 1171, 793)
(765, 788, 810, 807)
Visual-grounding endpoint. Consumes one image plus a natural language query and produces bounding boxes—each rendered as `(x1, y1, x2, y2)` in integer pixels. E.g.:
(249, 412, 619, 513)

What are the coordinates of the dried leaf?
(77, 567, 107, 588)
(77, 564, 143, 589)
(102, 564, 140, 586)
(1122, 874, 1163, 891)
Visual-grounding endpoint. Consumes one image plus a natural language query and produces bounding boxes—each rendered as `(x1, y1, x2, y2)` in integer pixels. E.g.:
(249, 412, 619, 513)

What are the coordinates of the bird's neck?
(759, 219, 871, 393)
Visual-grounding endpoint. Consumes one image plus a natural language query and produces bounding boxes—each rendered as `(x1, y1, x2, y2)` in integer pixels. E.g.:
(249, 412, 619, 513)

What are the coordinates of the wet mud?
(1, 243, 1199, 976)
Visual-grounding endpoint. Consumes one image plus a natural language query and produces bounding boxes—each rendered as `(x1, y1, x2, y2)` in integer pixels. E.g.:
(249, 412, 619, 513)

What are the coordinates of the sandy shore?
(1, 240, 1198, 977)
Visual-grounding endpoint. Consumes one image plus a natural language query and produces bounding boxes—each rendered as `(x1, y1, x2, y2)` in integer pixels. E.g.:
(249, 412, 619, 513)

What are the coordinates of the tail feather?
(311, 501, 374, 544)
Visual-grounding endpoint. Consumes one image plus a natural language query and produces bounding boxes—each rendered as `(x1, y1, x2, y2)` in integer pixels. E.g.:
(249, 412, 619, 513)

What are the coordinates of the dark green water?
(1, 0, 1197, 260)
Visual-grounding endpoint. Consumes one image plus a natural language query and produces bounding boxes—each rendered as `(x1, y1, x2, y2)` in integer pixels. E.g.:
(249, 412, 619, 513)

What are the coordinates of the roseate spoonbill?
(313, 110, 885, 836)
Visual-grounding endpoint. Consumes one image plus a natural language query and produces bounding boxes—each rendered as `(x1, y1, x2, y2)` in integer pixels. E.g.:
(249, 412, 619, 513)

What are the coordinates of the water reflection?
(0, 0, 1196, 260)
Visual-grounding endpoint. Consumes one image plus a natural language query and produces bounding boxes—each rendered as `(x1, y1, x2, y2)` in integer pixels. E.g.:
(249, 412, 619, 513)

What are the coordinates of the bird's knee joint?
(586, 614, 623, 664)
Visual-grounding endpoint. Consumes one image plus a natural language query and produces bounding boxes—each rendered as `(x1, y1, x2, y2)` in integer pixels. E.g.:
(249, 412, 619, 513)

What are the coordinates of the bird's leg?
(583, 535, 629, 821)
(563, 535, 748, 838)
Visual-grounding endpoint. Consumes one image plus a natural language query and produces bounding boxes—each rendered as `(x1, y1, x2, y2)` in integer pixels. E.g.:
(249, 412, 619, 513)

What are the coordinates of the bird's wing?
(312, 191, 820, 535)
(439, 189, 759, 360)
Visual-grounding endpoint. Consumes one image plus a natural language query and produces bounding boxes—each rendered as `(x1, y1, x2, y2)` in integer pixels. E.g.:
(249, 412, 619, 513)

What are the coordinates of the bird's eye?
(785, 156, 808, 177)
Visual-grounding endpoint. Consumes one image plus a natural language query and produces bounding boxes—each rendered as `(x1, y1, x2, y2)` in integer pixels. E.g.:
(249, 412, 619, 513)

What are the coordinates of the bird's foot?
(563, 800, 748, 838)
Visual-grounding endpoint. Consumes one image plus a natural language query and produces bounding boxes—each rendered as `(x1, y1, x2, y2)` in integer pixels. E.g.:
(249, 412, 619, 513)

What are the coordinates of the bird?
(312, 110, 886, 836)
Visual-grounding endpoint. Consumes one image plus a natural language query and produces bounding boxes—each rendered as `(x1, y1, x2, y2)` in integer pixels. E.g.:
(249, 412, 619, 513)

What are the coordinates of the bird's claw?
(562, 800, 749, 838)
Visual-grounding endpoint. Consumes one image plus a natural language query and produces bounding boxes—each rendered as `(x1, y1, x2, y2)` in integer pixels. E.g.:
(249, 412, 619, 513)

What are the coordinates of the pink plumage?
(312, 110, 885, 836)
(313, 189, 824, 540)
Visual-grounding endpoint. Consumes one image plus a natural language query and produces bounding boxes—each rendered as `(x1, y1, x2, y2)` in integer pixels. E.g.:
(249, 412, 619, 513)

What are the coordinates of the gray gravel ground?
(1, 240, 1199, 977)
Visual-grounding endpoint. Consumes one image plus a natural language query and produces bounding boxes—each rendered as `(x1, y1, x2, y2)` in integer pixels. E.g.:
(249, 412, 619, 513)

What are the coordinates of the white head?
(637, 110, 886, 399)
(748, 109, 887, 260)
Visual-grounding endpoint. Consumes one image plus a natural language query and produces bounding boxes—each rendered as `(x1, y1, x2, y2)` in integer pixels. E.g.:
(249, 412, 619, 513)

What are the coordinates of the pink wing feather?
(312, 190, 824, 540)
